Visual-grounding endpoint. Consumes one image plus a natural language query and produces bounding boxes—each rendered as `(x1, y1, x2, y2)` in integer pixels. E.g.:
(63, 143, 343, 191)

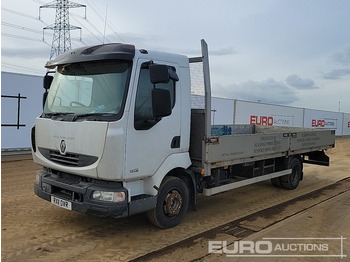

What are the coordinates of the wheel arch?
(143, 152, 191, 195)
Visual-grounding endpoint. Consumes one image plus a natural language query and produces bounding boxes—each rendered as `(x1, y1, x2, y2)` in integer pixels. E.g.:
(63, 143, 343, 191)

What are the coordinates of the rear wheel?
(280, 157, 302, 190)
(271, 177, 282, 188)
(147, 176, 189, 229)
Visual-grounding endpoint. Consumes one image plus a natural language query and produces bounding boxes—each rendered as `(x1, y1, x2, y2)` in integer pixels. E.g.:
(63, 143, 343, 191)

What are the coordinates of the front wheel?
(147, 176, 189, 229)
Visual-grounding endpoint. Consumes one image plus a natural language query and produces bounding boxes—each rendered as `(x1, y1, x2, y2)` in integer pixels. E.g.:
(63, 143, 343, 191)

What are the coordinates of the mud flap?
(304, 151, 330, 166)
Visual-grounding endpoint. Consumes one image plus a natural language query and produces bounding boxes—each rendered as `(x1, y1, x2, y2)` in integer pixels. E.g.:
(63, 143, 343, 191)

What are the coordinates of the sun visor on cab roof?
(45, 43, 135, 69)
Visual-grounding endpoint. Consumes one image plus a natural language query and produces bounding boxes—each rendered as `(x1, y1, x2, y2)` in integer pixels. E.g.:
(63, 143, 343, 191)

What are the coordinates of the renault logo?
(60, 140, 67, 155)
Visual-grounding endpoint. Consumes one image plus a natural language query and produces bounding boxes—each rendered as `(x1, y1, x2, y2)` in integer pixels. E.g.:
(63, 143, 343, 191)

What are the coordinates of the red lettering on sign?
(348, 121, 350, 128)
(250, 115, 273, 126)
(312, 119, 325, 127)
(250, 115, 256, 125)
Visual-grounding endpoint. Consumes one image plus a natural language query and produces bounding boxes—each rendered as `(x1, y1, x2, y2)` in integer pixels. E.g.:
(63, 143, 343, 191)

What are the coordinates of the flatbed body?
(190, 110, 335, 169)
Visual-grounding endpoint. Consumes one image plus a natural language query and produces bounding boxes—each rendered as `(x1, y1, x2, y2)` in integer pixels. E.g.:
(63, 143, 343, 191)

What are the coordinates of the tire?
(280, 157, 302, 190)
(147, 176, 189, 229)
(271, 177, 282, 188)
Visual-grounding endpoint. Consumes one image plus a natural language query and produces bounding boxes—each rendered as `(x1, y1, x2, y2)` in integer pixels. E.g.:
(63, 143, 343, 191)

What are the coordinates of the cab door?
(125, 59, 181, 180)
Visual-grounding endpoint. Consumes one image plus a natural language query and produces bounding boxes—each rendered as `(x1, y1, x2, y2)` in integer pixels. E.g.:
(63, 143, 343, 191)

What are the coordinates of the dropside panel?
(206, 133, 290, 164)
(289, 130, 335, 152)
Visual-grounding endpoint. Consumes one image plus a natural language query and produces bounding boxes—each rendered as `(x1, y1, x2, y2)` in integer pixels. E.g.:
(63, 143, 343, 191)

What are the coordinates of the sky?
(1, 0, 350, 113)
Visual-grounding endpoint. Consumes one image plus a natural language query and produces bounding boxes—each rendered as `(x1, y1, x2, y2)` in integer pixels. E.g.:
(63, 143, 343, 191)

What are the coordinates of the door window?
(134, 63, 176, 130)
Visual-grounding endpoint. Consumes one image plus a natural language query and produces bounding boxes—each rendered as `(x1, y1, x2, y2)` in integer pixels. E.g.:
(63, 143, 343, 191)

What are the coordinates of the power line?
(83, 0, 105, 21)
(3, 0, 128, 62)
(2, 33, 50, 44)
(71, 2, 108, 43)
(2, 62, 45, 75)
(84, 18, 110, 42)
(82, 0, 128, 42)
(2, 22, 53, 37)
(1, 7, 40, 21)
(31, 0, 46, 4)
(1, 6, 101, 46)
(70, 14, 103, 43)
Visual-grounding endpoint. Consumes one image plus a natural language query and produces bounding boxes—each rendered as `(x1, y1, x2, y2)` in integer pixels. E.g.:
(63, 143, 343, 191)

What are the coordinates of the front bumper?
(34, 169, 129, 218)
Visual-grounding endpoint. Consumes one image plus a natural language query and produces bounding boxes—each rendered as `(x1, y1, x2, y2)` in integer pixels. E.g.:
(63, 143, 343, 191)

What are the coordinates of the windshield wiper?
(71, 113, 115, 122)
(42, 112, 74, 119)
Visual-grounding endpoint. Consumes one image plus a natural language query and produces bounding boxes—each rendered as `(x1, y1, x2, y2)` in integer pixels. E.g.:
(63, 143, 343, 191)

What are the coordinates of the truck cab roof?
(45, 43, 189, 69)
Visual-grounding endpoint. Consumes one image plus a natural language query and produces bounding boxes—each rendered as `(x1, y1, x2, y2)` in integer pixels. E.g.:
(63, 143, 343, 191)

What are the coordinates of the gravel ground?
(1, 137, 349, 261)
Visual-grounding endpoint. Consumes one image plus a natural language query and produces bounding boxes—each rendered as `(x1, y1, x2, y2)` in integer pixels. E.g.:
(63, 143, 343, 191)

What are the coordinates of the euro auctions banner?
(234, 100, 304, 128)
(303, 109, 343, 136)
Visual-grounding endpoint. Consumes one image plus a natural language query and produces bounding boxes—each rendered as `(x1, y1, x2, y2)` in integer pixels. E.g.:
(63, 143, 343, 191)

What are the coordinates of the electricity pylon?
(40, 0, 86, 59)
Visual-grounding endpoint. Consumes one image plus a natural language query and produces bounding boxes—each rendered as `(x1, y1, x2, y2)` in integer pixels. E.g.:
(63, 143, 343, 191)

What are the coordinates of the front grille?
(50, 151, 79, 166)
(39, 147, 98, 167)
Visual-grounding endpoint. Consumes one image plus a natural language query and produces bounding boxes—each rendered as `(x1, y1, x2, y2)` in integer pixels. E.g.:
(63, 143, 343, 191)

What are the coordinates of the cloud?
(323, 69, 350, 80)
(209, 47, 236, 56)
(286, 74, 318, 89)
(322, 48, 350, 80)
(213, 78, 298, 105)
(331, 48, 350, 66)
(179, 46, 236, 56)
(2, 45, 50, 59)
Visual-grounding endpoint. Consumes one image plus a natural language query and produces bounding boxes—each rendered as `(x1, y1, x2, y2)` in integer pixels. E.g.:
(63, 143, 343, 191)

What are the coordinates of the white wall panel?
(303, 109, 343, 136)
(191, 95, 235, 125)
(342, 113, 350, 136)
(211, 97, 234, 125)
(234, 100, 304, 127)
(191, 94, 204, 109)
(1, 72, 43, 149)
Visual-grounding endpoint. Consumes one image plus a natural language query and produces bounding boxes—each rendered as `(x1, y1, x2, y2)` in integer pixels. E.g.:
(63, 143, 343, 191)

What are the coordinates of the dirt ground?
(1, 137, 350, 262)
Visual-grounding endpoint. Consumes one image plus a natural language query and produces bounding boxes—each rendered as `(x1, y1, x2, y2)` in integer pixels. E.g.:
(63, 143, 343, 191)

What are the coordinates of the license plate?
(51, 196, 72, 210)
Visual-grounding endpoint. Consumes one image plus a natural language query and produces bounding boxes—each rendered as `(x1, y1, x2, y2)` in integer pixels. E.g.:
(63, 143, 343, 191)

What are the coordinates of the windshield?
(43, 60, 132, 121)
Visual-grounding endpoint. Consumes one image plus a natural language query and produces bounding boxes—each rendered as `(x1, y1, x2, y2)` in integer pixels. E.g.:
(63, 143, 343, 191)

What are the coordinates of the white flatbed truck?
(32, 40, 335, 228)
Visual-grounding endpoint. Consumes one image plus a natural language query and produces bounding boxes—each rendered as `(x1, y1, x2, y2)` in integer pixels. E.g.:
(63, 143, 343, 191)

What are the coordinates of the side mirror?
(152, 88, 171, 118)
(43, 74, 53, 90)
(43, 72, 54, 108)
(150, 64, 169, 84)
(150, 64, 179, 84)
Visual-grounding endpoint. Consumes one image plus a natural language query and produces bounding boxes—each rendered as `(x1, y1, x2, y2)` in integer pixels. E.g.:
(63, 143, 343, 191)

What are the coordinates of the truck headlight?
(35, 173, 41, 184)
(92, 191, 125, 202)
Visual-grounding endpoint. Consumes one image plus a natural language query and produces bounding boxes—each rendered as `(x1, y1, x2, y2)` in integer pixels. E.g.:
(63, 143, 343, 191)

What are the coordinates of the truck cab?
(33, 43, 193, 227)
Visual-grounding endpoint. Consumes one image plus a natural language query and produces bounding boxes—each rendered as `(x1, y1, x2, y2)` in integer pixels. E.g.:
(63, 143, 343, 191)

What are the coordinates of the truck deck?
(190, 109, 335, 169)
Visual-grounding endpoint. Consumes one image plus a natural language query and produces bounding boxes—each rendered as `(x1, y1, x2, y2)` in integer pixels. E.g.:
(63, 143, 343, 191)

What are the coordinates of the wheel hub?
(164, 190, 183, 217)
